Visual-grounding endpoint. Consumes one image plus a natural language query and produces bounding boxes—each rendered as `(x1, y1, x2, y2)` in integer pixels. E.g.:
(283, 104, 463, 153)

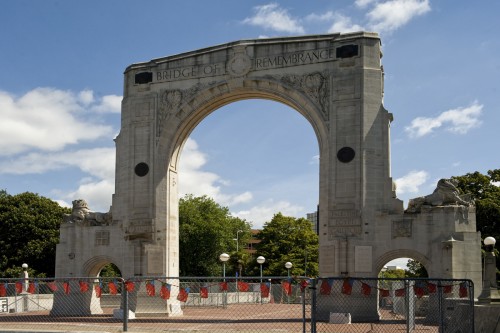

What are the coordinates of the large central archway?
(112, 32, 397, 279)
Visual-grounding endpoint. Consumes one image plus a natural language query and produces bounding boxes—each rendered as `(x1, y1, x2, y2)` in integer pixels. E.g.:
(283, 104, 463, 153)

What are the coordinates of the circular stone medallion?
(227, 53, 252, 77)
(337, 147, 355, 163)
(134, 162, 149, 177)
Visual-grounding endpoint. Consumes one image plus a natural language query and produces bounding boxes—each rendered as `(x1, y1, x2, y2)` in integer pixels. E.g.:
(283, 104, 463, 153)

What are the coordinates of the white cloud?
(395, 170, 429, 194)
(64, 178, 115, 212)
(178, 138, 254, 207)
(78, 90, 94, 105)
(367, 0, 431, 33)
(243, 1, 430, 38)
(305, 11, 363, 33)
(405, 102, 483, 138)
(54, 199, 72, 209)
(242, 3, 305, 34)
(310, 155, 320, 165)
(90, 94, 122, 113)
(233, 199, 304, 229)
(355, 0, 376, 8)
(0, 147, 116, 212)
(305, 12, 336, 22)
(327, 13, 364, 33)
(0, 147, 115, 180)
(229, 192, 253, 205)
(0, 88, 120, 156)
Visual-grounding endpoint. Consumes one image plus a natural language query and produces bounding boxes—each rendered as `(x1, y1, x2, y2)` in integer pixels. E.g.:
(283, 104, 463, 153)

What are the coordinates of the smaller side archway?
(375, 250, 431, 276)
(51, 255, 116, 316)
(83, 255, 123, 277)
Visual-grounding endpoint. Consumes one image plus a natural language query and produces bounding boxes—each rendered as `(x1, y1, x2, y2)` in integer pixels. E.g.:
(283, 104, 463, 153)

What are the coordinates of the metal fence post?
(438, 280, 444, 333)
(469, 280, 475, 333)
(122, 279, 128, 332)
(310, 278, 317, 333)
(405, 280, 409, 333)
(302, 281, 306, 333)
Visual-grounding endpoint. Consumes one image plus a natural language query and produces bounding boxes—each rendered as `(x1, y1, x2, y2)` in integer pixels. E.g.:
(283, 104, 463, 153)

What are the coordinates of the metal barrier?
(312, 277, 474, 333)
(0, 276, 474, 332)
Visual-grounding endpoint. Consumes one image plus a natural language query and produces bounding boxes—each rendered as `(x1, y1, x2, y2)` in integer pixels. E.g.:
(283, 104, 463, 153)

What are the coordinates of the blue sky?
(1, 1, 499, 237)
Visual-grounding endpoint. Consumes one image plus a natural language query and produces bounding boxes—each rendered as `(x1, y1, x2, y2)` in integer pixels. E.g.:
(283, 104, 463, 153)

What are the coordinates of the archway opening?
(378, 257, 429, 279)
(377, 256, 429, 313)
(177, 99, 319, 277)
(99, 263, 122, 278)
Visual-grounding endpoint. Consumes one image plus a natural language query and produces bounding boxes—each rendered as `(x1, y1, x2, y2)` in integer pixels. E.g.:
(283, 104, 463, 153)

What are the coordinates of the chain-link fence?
(312, 277, 474, 333)
(0, 276, 474, 332)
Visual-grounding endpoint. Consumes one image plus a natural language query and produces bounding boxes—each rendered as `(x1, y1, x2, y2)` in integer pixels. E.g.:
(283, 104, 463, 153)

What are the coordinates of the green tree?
(378, 268, 406, 279)
(452, 170, 500, 240)
(405, 259, 428, 278)
(178, 194, 251, 276)
(253, 213, 319, 277)
(0, 191, 70, 278)
(452, 169, 500, 279)
(378, 268, 406, 289)
(99, 263, 121, 277)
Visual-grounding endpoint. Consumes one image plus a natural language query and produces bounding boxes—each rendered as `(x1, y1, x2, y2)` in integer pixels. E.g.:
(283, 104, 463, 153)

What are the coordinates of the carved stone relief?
(227, 52, 252, 77)
(156, 82, 216, 138)
(265, 71, 330, 120)
(392, 219, 412, 238)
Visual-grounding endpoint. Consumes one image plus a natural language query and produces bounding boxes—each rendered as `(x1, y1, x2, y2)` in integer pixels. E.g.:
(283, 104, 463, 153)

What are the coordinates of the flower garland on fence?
(317, 278, 469, 298)
(0, 278, 469, 301)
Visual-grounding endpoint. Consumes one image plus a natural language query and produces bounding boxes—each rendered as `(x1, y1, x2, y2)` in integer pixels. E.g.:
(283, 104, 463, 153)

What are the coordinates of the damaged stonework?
(406, 178, 472, 213)
(63, 199, 113, 226)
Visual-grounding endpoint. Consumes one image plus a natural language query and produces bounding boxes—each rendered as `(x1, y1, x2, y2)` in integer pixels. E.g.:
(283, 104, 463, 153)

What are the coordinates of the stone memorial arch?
(54, 32, 482, 317)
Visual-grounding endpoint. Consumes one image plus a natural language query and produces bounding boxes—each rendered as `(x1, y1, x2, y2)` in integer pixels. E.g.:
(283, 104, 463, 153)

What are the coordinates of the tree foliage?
(0, 191, 70, 278)
(452, 169, 500, 278)
(253, 213, 319, 277)
(405, 259, 428, 278)
(178, 194, 251, 277)
(378, 268, 406, 280)
(452, 169, 500, 238)
(99, 263, 121, 277)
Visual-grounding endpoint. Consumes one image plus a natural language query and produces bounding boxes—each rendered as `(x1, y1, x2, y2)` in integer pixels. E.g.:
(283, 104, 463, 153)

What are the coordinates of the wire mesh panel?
(312, 277, 474, 333)
(0, 277, 125, 332)
(124, 276, 311, 332)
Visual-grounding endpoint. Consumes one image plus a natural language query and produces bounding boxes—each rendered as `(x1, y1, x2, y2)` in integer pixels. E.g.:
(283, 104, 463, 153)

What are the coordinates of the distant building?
(386, 265, 403, 271)
(243, 229, 261, 255)
(306, 206, 319, 234)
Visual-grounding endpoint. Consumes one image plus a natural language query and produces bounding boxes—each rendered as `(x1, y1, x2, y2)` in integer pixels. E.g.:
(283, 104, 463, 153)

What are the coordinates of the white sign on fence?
(0, 298, 8, 313)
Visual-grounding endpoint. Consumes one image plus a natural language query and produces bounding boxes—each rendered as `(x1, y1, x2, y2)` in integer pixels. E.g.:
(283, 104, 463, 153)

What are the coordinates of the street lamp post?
(21, 263, 28, 312)
(257, 256, 265, 304)
(257, 256, 265, 280)
(21, 263, 29, 291)
(233, 230, 243, 253)
(285, 262, 293, 304)
(285, 262, 293, 278)
(478, 237, 499, 303)
(219, 253, 230, 308)
(233, 230, 244, 278)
